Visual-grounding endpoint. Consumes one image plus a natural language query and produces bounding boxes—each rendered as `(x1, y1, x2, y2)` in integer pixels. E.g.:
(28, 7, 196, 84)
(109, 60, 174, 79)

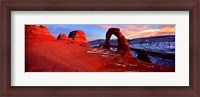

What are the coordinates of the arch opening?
(103, 28, 133, 58)
(109, 35, 118, 51)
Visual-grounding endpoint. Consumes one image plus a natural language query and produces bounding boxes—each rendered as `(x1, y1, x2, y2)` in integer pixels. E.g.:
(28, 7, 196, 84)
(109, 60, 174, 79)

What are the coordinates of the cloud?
(127, 25, 175, 38)
(45, 24, 175, 41)
(98, 24, 175, 39)
(160, 25, 175, 32)
(98, 24, 151, 36)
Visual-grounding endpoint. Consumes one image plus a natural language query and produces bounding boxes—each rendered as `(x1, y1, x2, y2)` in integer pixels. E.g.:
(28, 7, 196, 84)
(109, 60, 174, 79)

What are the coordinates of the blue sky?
(43, 24, 175, 41)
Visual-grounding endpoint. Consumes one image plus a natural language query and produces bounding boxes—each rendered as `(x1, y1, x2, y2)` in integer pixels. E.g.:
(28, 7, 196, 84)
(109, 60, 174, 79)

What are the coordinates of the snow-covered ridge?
(89, 35, 175, 54)
(128, 35, 175, 55)
(89, 35, 175, 66)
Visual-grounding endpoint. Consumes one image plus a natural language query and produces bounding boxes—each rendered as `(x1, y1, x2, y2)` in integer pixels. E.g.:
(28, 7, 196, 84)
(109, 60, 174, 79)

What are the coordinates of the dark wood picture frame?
(0, 0, 199, 97)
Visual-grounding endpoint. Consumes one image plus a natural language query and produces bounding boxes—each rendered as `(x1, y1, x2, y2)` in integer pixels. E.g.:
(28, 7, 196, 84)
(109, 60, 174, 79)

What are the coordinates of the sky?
(43, 24, 175, 41)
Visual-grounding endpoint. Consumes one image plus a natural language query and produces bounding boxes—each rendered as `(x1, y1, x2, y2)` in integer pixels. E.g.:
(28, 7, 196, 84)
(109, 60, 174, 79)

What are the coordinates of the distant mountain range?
(89, 35, 175, 66)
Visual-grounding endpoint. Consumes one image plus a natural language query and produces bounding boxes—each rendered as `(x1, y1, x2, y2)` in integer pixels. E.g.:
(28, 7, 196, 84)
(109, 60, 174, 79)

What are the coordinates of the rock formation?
(137, 52, 151, 63)
(25, 25, 56, 40)
(57, 34, 70, 40)
(68, 30, 89, 47)
(103, 28, 132, 58)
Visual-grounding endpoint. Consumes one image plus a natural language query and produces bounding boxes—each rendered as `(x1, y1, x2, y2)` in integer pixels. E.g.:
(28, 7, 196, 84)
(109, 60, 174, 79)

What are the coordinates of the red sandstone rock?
(57, 33, 76, 44)
(25, 41, 175, 72)
(68, 30, 89, 47)
(25, 25, 56, 41)
(57, 34, 70, 40)
(103, 28, 132, 58)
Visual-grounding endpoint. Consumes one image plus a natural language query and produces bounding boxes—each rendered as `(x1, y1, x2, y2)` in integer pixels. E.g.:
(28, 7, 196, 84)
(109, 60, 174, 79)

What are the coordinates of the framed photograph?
(1, 0, 199, 96)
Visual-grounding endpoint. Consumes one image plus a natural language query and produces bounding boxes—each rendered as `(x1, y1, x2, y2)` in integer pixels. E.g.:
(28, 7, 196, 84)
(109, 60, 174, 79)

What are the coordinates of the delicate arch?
(103, 28, 132, 58)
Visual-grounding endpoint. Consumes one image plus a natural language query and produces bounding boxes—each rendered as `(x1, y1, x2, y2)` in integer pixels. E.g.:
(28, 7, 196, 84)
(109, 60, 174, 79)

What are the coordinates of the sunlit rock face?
(103, 28, 133, 58)
(68, 30, 89, 47)
(57, 34, 69, 40)
(25, 25, 56, 40)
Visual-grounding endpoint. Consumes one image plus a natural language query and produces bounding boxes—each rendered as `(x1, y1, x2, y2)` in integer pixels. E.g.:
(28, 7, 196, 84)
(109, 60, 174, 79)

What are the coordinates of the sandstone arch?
(103, 28, 132, 58)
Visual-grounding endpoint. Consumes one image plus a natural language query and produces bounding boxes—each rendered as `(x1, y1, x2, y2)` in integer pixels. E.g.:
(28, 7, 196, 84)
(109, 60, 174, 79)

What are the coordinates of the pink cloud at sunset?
(98, 24, 175, 39)
(160, 25, 175, 33)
